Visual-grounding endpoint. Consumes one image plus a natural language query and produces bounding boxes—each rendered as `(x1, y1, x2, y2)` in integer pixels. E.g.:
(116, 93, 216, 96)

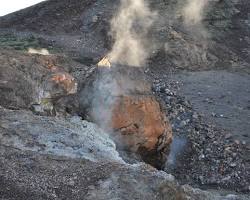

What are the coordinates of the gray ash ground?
(149, 70, 250, 194)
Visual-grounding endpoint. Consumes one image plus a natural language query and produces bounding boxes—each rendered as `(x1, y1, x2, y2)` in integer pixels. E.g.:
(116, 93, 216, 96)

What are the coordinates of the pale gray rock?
(0, 107, 123, 163)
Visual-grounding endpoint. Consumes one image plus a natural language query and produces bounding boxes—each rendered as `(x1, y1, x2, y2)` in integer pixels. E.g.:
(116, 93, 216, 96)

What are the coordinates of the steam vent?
(81, 63, 172, 169)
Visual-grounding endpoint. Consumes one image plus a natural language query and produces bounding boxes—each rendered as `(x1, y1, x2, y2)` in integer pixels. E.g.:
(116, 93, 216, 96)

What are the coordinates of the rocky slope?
(0, 105, 248, 199)
(0, 0, 249, 199)
(0, 0, 249, 71)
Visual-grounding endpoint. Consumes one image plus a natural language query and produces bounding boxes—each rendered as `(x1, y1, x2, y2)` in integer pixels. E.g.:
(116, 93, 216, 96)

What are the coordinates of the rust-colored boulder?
(80, 66, 172, 169)
(112, 95, 172, 151)
(111, 95, 172, 169)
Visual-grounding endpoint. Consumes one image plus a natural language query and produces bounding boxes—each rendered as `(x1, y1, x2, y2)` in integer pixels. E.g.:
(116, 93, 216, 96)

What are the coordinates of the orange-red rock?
(112, 95, 172, 152)
(80, 66, 173, 168)
(50, 73, 77, 95)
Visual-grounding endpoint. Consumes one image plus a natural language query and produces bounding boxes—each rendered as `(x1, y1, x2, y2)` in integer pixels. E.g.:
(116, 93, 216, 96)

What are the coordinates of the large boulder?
(80, 66, 172, 168)
(112, 95, 171, 150)
(112, 95, 172, 169)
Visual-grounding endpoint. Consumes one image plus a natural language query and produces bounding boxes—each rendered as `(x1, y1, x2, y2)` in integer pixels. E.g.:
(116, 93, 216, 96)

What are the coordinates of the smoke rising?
(166, 137, 187, 167)
(182, 0, 208, 26)
(108, 0, 157, 67)
(87, 0, 157, 133)
(88, 71, 120, 132)
(162, 0, 213, 69)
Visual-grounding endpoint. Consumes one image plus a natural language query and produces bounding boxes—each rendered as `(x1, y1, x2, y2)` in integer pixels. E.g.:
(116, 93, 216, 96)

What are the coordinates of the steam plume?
(182, 0, 208, 26)
(108, 0, 157, 67)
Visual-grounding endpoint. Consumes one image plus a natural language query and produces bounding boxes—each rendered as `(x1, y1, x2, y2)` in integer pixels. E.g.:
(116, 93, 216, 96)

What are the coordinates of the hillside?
(0, 0, 249, 70)
(0, 0, 249, 199)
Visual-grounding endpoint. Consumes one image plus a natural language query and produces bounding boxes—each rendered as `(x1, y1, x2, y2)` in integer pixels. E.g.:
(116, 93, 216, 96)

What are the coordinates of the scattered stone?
(151, 72, 250, 193)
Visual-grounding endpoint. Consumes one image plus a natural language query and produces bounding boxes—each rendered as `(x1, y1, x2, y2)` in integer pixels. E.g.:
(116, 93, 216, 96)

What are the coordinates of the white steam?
(162, 0, 212, 68)
(108, 0, 157, 67)
(182, 0, 208, 26)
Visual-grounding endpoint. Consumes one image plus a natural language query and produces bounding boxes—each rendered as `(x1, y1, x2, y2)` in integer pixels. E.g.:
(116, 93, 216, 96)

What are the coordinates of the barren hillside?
(0, 0, 249, 70)
(0, 0, 249, 199)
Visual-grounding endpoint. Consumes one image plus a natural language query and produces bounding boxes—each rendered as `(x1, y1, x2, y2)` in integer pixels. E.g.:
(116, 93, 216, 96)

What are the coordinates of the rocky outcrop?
(0, 106, 123, 163)
(80, 66, 172, 168)
(0, 50, 78, 115)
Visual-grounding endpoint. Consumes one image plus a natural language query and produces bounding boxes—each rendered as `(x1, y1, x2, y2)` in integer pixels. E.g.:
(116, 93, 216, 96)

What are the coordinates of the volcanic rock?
(0, 140, 248, 200)
(0, 106, 248, 200)
(80, 66, 172, 168)
(0, 0, 249, 197)
(0, 49, 77, 115)
(0, 106, 246, 200)
(112, 95, 172, 169)
(0, 106, 123, 163)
